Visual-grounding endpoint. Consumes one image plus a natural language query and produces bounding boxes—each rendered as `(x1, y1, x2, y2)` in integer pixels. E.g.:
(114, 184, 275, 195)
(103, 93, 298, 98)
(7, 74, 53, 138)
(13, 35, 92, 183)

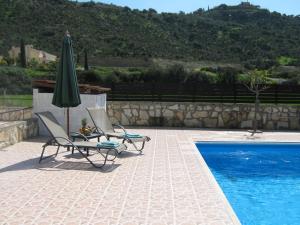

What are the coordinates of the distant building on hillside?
(240, 1, 259, 8)
(241, 1, 251, 6)
(8, 45, 57, 64)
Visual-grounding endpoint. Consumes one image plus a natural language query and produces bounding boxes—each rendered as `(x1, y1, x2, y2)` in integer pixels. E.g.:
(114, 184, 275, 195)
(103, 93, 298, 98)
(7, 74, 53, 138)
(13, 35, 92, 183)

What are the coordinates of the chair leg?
(55, 146, 60, 157)
(39, 145, 47, 163)
(131, 141, 145, 153)
(39, 143, 60, 163)
(76, 147, 116, 169)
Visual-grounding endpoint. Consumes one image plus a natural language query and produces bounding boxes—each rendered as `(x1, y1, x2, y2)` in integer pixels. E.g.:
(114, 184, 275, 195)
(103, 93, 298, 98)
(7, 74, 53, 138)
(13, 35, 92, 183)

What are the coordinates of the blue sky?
(78, 0, 299, 15)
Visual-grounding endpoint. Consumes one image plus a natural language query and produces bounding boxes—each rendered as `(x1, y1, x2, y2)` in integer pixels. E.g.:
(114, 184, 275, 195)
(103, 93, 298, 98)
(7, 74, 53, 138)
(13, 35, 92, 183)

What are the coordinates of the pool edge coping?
(189, 137, 242, 225)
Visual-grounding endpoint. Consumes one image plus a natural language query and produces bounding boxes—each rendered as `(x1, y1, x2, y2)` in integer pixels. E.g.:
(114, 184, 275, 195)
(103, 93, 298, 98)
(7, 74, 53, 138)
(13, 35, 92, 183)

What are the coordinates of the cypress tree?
(77, 53, 80, 64)
(20, 39, 26, 68)
(84, 49, 89, 71)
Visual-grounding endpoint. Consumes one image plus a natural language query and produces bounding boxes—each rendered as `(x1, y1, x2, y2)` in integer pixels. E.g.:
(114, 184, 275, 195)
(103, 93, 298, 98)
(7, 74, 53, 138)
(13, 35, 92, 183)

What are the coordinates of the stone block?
(131, 104, 139, 109)
(132, 109, 139, 117)
(203, 105, 212, 111)
(264, 107, 272, 113)
(222, 112, 235, 122)
(124, 109, 132, 117)
(163, 109, 174, 117)
(211, 112, 218, 118)
(271, 113, 280, 120)
(193, 111, 208, 118)
(141, 105, 149, 110)
(179, 105, 186, 110)
(140, 110, 149, 120)
(155, 109, 162, 117)
(290, 107, 297, 113)
(265, 121, 275, 130)
(175, 111, 184, 121)
(114, 111, 122, 121)
(110, 117, 119, 125)
(121, 114, 129, 126)
(290, 118, 300, 130)
(169, 104, 179, 110)
(203, 118, 218, 128)
(149, 110, 155, 117)
(241, 120, 253, 129)
(184, 119, 201, 127)
(196, 105, 203, 111)
(277, 121, 289, 130)
(107, 110, 114, 117)
(248, 112, 255, 120)
(121, 104, 130, 109)
(186, 112, 192, 119)
(136, 119, 148, 126)
(232, 106, 239, 111)
(215, 106, 222, 112)
(218, 115, 224, 127)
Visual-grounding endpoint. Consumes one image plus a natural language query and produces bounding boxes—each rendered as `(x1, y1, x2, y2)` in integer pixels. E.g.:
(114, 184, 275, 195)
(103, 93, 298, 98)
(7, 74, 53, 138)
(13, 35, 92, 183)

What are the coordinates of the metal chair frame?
(36, 112, 122, 168)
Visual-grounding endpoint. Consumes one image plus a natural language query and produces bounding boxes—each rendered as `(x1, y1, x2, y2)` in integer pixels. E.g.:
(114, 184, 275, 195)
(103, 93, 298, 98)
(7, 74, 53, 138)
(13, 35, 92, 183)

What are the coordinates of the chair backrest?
(36, 111, 70, 145)
(86, 107, 114, 133)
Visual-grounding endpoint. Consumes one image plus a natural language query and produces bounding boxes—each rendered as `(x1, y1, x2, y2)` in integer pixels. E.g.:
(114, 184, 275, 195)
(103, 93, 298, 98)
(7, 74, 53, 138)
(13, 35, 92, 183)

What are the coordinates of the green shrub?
(164, 64, 186, 83)
(25, 68, 49, 78)
(216, 67, 239, 84)
(0, 66, 32, 94)
(277, 56, 298, 66)
(0, 58, 8, 66)
(78, 70, 104, 83)
(184, 71, 218, 84)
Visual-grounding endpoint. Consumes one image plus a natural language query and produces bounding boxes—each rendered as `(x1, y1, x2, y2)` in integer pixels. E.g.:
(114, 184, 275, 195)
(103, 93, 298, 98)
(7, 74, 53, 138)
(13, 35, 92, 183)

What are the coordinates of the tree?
(241, 70, 271, 135)
(76, 53, 80, 64)
(84, 49, 89, 71)
(20, 39, 26, 68)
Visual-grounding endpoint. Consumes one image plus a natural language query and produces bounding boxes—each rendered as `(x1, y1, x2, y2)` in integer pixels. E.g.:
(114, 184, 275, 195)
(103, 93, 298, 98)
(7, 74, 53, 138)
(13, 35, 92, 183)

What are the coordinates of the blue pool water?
(196, 142, 300, 225)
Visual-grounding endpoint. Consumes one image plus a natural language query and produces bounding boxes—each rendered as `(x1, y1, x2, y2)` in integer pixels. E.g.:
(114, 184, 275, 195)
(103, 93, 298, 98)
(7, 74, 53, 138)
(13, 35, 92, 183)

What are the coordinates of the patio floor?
(1, 128, 299, 225)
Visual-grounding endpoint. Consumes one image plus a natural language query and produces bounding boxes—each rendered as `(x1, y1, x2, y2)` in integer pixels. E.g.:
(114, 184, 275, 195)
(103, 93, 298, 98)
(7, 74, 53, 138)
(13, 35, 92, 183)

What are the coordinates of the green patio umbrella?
(52, 31, 81, 135)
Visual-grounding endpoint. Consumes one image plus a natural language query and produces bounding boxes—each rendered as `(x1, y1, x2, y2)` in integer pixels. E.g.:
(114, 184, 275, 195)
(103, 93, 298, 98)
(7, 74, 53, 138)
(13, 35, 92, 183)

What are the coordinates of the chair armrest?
(70, 132, 89, 141)
(50, 136, 79, 148)
(112, 124, 127, 134)
(91, 127, 110, 141)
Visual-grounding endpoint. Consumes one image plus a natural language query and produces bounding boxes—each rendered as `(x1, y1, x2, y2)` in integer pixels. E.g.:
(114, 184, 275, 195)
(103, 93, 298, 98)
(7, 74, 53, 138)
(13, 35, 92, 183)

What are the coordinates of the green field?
(0, 95, 33, 108)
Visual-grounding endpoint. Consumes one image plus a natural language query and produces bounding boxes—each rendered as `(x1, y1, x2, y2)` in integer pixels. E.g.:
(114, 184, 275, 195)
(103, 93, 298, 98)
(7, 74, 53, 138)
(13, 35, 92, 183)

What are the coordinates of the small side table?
(70, 133, 102, 156)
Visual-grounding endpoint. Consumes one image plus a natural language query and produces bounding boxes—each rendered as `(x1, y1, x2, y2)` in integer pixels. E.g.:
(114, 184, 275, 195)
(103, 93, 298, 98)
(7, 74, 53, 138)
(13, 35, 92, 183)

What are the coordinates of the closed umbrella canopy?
(52, 32, 81, 107)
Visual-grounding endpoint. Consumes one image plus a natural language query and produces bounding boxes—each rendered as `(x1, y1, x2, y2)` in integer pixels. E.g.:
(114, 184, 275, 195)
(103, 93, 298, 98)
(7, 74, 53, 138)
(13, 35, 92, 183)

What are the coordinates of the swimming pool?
(196, 142, 300, 225)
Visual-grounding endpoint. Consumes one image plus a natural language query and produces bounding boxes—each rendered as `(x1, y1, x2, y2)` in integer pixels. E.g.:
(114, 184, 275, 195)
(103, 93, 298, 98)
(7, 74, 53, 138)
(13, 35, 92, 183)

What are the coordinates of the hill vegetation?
(0, 0, 300, 68)
(1, 0, 300, 97)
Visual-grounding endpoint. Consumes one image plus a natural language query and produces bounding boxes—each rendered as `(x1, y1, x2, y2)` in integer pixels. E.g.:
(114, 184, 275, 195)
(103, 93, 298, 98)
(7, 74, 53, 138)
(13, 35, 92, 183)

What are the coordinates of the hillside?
(0, 0, 300, 66)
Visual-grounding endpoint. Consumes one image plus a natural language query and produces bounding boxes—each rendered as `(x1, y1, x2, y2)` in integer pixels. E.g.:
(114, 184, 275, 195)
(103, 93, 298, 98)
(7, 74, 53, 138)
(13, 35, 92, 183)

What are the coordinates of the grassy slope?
(0, 95, 33, 107)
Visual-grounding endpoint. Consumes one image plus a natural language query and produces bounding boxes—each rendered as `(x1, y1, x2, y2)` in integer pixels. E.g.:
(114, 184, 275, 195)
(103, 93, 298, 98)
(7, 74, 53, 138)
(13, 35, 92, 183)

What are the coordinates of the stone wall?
(0, 107, 33, 121)
(107, 101, 300, 130)
(0, 119, 39, 149)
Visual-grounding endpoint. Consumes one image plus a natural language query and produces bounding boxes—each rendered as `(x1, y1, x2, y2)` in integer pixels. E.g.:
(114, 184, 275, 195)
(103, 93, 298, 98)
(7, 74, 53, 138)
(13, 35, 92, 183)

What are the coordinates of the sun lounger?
(36, 111, 127, 168)
(86, 108, 151, 152)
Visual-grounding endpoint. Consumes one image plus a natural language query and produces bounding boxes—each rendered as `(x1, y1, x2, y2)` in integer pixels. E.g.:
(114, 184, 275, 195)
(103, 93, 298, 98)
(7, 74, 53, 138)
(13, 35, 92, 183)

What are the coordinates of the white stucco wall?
(33, 89, 106, 136)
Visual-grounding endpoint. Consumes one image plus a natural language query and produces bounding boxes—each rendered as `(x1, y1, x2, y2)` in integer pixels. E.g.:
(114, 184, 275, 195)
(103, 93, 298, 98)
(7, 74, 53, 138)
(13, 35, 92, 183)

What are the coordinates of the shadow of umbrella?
(52, 31, 81, 136)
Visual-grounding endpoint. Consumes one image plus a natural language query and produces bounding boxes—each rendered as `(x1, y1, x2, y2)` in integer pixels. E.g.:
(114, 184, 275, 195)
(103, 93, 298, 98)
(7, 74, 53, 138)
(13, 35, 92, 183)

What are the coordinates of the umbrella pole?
(67, 108, 70, 137)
